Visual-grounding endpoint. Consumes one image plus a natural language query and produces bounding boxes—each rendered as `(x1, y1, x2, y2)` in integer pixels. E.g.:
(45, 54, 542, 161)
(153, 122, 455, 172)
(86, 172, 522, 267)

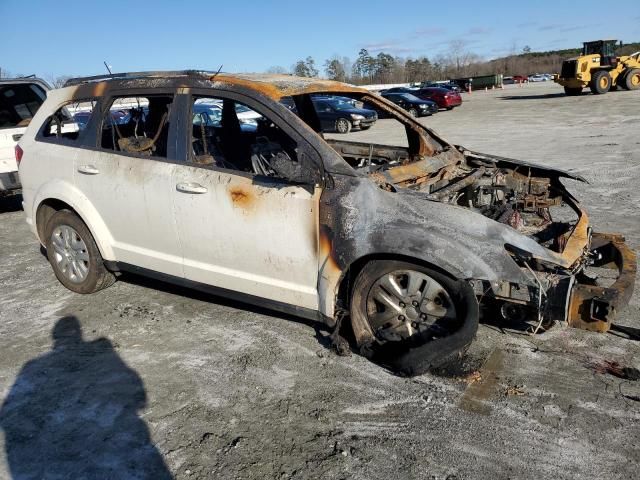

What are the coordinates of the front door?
(171, 93, 321, 310)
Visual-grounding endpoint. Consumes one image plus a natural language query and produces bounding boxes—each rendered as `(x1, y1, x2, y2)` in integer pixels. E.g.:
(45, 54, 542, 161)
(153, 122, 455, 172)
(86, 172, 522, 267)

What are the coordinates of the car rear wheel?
(590, 71, 611, 94)
(335, 118, 351, 134)
(564, 86, 582, 96)
(350, 260, 479, 375)
(623, 69, 640, 90)
(45, 210, 115, 294)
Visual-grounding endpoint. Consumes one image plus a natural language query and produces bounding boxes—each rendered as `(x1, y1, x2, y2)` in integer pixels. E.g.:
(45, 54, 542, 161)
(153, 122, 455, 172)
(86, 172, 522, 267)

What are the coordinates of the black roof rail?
(63, 70, 222, 87)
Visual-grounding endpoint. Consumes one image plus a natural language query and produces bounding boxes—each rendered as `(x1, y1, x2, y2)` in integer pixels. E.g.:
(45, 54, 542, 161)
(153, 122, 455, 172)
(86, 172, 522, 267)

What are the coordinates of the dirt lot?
(0, 81, 639, 480)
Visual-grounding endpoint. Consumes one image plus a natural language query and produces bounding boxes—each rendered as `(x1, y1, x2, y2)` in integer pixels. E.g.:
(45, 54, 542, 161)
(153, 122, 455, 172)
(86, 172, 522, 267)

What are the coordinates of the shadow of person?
(0, 316, 172, 479)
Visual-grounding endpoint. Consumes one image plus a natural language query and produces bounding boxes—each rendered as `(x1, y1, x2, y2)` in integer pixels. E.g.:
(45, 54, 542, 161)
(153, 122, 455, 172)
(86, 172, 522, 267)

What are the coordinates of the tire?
(618, 71, 630, 90)
(564, 86, 582, 96)
(589, 70, 611, 94)
(350, 260, 479, 376)
(623, 68, 640, 90)
(335, 118, 351, 134)
(446, 106, 454, 111)
(408, 108, 418, 118)
(44, 210, 115, 294)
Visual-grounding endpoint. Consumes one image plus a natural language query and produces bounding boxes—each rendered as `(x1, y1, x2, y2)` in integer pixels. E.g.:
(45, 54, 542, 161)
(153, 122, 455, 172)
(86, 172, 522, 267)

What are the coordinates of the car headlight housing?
(350, 114, 365, 120)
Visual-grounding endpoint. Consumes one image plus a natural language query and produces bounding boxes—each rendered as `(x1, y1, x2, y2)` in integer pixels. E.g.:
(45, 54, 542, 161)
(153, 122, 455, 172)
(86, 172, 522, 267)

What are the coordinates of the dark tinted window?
(0, 83, 47, 129)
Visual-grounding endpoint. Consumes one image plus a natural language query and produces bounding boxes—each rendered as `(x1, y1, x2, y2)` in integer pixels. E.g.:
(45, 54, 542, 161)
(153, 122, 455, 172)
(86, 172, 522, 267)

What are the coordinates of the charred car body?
(18, 71, 636, 375)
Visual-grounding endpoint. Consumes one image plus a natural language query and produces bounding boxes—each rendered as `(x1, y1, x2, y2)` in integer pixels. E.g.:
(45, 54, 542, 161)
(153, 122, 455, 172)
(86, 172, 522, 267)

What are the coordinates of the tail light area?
(15, 145, 24, 167)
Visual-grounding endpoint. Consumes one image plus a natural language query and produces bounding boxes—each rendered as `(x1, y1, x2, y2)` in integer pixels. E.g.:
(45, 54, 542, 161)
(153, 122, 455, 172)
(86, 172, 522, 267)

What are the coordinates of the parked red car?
(512, 75, 528, 83)
(415, 87, 462, 110)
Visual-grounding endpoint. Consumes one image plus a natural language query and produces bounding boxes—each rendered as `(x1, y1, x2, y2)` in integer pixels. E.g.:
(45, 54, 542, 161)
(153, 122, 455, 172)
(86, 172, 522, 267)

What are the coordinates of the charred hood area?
(338, 139, 586, 262)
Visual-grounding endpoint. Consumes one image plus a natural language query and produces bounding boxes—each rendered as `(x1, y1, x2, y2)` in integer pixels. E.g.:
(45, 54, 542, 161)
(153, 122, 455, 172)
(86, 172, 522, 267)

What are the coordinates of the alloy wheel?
(366, 269, 457, 342)
(50, 225, 90, 283)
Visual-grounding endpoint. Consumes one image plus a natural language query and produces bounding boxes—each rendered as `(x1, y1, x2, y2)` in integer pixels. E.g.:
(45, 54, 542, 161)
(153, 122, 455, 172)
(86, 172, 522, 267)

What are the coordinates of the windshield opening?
(282, 91, 445, 175)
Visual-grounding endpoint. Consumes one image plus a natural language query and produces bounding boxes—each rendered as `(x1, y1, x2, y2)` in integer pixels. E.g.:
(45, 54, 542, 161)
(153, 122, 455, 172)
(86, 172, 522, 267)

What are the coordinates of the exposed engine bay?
(307, 89, 634, 335)
(328, 139, 580, 257)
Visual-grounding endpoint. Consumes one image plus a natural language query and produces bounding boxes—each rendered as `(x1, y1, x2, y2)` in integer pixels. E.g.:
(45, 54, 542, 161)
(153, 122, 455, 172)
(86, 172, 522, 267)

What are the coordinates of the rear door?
(73, 91, 183, 276)
(171, 92, 321, 310)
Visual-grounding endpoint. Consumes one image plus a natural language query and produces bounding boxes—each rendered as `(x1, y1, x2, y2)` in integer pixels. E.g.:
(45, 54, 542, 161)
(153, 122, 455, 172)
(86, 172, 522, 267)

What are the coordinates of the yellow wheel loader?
(554, 40, 640, 95)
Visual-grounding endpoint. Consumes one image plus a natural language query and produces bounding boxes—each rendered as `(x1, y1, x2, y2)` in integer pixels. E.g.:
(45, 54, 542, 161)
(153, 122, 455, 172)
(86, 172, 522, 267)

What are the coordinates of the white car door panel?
(74, 151, 183, 277)
(172, 166, 320, 310)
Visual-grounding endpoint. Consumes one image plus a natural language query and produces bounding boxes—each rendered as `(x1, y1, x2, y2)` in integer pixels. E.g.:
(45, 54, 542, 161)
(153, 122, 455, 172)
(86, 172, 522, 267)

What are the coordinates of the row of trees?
(4, 42, 638, 88)
(275, 41, 640, 85)
(273, 44, 498, 85)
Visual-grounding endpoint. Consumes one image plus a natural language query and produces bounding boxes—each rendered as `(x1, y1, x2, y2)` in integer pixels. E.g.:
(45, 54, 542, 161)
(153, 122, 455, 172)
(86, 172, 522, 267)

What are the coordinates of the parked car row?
(421, 81, 462, 93)
(528, 73, 553, 82)
(380, 86, 463, 110)
(503, 74, 553, 84)
(380, 92, 438, 117)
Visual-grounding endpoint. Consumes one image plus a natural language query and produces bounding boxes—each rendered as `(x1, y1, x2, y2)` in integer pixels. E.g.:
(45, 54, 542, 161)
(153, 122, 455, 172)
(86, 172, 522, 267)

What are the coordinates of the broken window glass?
(40, 100, 96, 141)
(189, 96, 316, 183)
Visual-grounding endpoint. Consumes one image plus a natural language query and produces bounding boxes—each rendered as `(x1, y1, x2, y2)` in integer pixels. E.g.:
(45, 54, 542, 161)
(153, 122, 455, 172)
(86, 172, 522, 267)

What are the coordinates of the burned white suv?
(18, 71, 636, 374)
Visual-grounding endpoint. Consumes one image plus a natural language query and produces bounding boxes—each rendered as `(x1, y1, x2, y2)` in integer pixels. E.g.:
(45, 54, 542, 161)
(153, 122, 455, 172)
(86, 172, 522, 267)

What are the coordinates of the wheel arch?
(334, 252, 463, 318)
(34, 188, 115, 260)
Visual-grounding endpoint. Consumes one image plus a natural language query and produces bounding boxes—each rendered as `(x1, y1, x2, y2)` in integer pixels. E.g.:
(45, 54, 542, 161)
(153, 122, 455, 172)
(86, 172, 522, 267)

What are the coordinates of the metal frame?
(63, 70, 223, 87)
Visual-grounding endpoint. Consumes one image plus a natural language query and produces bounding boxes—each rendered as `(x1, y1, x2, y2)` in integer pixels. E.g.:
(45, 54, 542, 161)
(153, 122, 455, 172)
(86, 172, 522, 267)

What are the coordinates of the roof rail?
(63, 70, 222, 87)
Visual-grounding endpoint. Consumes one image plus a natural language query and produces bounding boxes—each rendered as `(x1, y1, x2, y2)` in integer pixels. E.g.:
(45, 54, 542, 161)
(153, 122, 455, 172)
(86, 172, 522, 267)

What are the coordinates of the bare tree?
(47, 75, 73, 88)
(266, 66, 288, 74)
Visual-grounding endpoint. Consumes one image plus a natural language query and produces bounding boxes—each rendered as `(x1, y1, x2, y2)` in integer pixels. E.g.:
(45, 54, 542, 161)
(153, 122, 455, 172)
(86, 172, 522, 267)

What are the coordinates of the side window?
(100, 95, 173, 158)
(40, 100, 97, 142)
(190, 96, 317, 183)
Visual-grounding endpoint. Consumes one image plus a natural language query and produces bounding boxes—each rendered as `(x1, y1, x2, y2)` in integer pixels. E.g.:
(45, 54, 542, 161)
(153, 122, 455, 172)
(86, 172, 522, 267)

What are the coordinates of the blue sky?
(1, 0, 639, 79)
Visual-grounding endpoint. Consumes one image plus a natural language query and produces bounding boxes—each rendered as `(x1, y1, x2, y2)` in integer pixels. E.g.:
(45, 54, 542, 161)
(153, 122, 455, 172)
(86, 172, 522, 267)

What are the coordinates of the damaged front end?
(368, 146, 637, 332)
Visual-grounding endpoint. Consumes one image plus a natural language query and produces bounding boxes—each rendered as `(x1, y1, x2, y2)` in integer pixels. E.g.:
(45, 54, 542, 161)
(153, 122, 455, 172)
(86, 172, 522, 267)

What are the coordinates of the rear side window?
(0, 83, 47, 129)
(100, 95, 174, 158)
(40, 100, 97, 142)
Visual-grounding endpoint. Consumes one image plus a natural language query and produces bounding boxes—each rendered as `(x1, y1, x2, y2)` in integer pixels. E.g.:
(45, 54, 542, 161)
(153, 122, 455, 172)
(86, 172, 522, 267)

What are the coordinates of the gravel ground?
(0, 81, 639, 480)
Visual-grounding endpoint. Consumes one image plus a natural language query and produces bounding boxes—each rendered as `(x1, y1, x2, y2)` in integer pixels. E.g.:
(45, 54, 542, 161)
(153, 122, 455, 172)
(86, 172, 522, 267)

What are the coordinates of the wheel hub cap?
(366, 270, 457, 342)
(51, 225, 90, 283)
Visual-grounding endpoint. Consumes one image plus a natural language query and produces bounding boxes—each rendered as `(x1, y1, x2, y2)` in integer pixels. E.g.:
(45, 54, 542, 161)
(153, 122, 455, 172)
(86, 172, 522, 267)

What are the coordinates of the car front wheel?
(45, 210, 115, 294)
(350, 260, 479, 375)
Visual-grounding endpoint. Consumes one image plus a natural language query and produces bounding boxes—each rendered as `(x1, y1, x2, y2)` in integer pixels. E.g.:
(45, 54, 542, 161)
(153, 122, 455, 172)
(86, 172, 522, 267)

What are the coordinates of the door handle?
(77, 165, 100, 175)
(176, 182, 208, 194)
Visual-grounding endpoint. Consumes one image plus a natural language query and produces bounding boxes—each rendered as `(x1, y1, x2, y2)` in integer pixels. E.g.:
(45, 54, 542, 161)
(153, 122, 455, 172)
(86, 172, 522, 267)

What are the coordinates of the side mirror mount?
(271, 149, 323, 185)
